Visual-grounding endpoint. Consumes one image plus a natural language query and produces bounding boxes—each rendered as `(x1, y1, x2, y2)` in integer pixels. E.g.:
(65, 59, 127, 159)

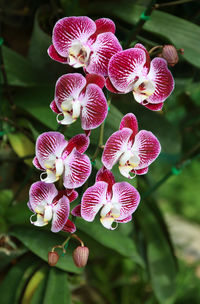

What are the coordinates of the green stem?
(155, 0, 196, 8)
(124, 0, 157, 48)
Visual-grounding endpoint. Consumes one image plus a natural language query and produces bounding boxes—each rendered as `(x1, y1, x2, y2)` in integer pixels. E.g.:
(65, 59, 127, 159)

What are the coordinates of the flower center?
(119, 150, 140, 178)
(57, 97, 81, 125)
(132, 77, 155, 104)
(40, 157, 64, 183)
(68, 41, 91, 68)
(31, 204, 53, 227)
(100, 202, 121, 229)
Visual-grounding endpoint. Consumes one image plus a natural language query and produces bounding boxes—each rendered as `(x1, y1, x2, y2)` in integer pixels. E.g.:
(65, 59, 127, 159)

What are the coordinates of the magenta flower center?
(68, 41, 91, 68)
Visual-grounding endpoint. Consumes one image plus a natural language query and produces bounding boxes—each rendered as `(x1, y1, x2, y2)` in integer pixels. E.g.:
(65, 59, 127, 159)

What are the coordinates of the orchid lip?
(68, 40, 91, 68)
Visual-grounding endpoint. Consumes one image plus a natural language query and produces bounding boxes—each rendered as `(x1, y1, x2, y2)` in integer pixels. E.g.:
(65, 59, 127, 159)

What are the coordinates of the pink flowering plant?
(27, 14, 176, 259)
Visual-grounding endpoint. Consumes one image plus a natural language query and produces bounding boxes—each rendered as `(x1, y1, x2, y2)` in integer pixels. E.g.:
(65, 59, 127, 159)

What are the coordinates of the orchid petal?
(147, 58, 174, 104)
(80, 83, 108, 130)
(96, 167, 115, 198)
(102, 128, 133, 170)
(63, 148, 91, 189)
(81, 181, 108, 221)
(100, 216, 115, 230)
(132, 130, 161, 169)
(95, 18, 116, 35)
(31, 214, 48, 227)
(47, 44, 68, 63)
(116, 215, 132, 223)
(86, 73, 105, 89)
(29, 181, 58, 212)
(86, 32, 122, 76)
(119, 113, 138, 143)
(62, 219, 76, 233)
(33, 156, 44, 171)
(108, 48, 147, 92)
(143, 102, 164, 111)
(71, 204, 81, 217)
(134, 43, 150, 72)
(63, 134, 90, 156)
(52, 196, 70, 232)
(111, 182, 140, 220)
(52, 16, 96, 57)
(134, 167, 149, 175)
(35, 132, 67, 169)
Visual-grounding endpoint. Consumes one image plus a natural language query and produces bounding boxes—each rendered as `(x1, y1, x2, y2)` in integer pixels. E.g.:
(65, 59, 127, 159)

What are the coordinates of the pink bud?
(48, 251, 59, 266)
(73, 246, 89, 268)
(162, 45, 179, 67)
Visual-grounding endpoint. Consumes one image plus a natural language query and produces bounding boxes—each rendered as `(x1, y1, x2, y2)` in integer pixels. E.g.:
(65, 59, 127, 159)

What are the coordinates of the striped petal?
(86, 32, 122, 76)
(96, 167, 115, 198)
(81, 181, 108, 221)
(35, 132, 67, 169)
(71, 204, 81, 217)
(63, 134, 90, 156)
(63, 148, 91, 189)
(86, 73, 105, 89)
(47, 44, 68, 63)
(132, 130, 161, 169)
(108, 48, 147, 92)
(62, 219, 76, 233)
(102, 128, 133, 170)
(52, 196, 70, 232)
(143, 102, 164, 111)
(119, 113, 138, 143)
(111, 182, 140, 220)
(80, 83, 108, 130)
(52, 16, 96, 57)
(29, 181, 58, 212)
(147, 58, 174, 104)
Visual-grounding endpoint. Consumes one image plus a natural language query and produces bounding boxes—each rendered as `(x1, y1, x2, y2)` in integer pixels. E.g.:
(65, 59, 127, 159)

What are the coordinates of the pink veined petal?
(84, 130, 91, 137)
(80, 83, 108, 130)
(86, 32, 122, 76)
(89, 18, 116, 42)
(102, 128, 133, 170)
(63, 134, 90, 156)
(71, 204, 81, 217)
(67, 190, 78, 203)
(35, 132, 68, 169)
(86, 73, 105, 89)
(116, 215, 132, 223)
(133, 167, 149, 175)
(63, 148, 91, 189)
(33, 156, 44, 171)
(53, 189, 78, 203)
(50, 100, 61, 114)
(81, 181, 108, 221)
(119, 113, 138, 143)
(47, 44, 68, 63)
(62, 219, 76, 233)
(52, 195, 70, 232)
(134, 43, 150, 73)
(105, 77, 121, 93)
(132, 130, 161, 169)
(96, 167, 115, 198)
(52, 16, 96, 57)
(54, 73, 86, 111)
(147, 57, 174, 104)
(111, 182, 140, 220)
(143, 102, 164, 111)
(108, 48, 147, 93)
(29, 181, 58, 212)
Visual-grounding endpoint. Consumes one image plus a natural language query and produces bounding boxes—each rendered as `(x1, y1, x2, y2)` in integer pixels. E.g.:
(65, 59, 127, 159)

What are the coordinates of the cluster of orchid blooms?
(28, 16, 174, 235)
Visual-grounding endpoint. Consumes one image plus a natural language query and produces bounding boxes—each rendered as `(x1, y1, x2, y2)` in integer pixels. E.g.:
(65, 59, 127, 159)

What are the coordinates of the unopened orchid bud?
(161, 45, 179, 67)
(73, 246, 89, 268)
(48, 251, 59, 266)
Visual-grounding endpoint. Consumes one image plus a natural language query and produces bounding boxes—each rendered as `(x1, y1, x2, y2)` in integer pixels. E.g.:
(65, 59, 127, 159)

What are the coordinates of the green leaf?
(10, 225, 82, 274)
(43, 268, 71, 304)
(76, 218, 144, 267)
(89, 2, 200, 67)
(136, 200, 177, 304)
(0, 254, 35, 304)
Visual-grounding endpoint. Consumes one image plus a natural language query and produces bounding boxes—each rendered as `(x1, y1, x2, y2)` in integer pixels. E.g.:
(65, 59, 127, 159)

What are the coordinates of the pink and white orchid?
(102, 113, 161, 178)
(80, 167, 140, 230)
(50, 73, 108, 129)
(106, 43, 174, 111)
(33, 132, 91, 188)
(48, 16, 122, 76)
(28, 181, 78, 232)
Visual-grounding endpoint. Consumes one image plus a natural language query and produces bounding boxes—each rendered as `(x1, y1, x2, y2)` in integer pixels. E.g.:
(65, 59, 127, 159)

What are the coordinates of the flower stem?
(155, 0, 196, 8)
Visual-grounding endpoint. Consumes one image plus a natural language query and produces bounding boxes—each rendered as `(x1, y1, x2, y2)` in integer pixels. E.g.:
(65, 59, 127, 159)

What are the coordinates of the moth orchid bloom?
(102, 113, 161, 178)
(48, 16, 122, 76)
(81, 167, 140, 230)
(50, 73, 108, 129)
(28, 181, 71, 232)
(106, 43, 174, 111)
(33, 132, 91, 188)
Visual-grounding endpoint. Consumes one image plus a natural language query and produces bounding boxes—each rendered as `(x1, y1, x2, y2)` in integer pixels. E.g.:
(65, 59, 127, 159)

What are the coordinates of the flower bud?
(161, 45, 179, 66)
(48, 251, 59, 266)
(73, 246, 89, 268)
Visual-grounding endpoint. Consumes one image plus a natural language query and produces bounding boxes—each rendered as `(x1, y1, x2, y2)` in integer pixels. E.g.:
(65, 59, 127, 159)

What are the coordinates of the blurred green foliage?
(0, 0, 200, 303)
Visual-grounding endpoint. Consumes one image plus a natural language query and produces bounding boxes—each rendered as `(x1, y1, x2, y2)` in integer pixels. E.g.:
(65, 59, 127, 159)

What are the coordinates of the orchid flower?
(50, 73, 108, 129)
(28, 181, 78, 232)
(33, 132, 91, 188)
(80, 167, 140, 230)
(102, 113, 161, 178)
(106, 43, 174, 111)
(48, 17, 122, 76)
